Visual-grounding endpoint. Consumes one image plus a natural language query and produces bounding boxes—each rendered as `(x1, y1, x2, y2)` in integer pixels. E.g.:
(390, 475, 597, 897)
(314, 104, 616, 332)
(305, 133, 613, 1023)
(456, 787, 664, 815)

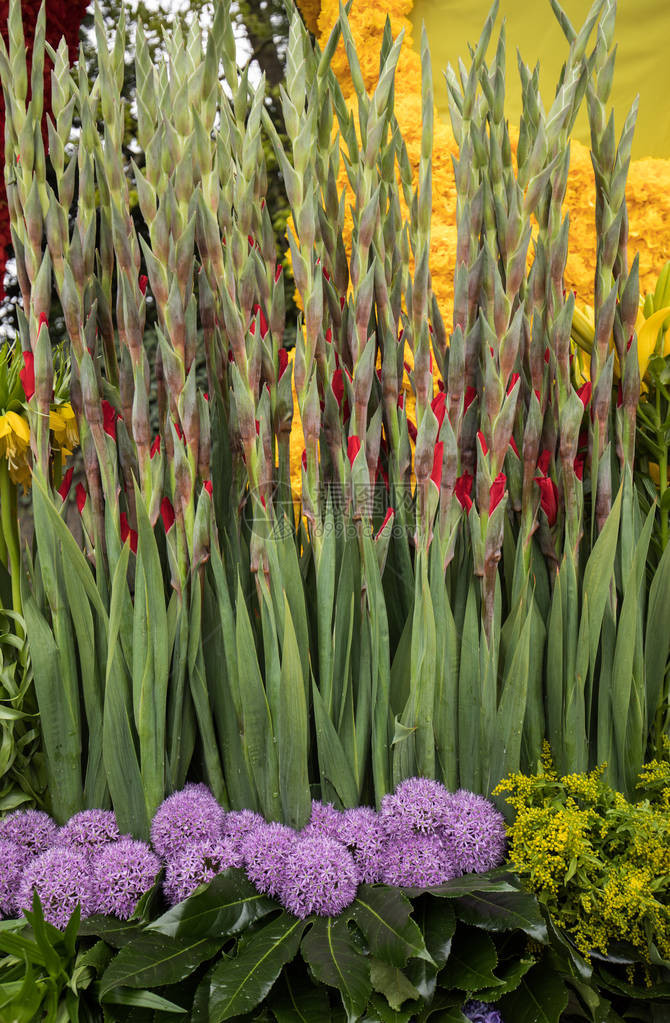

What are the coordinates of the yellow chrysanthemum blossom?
(0, 411, 31, 487)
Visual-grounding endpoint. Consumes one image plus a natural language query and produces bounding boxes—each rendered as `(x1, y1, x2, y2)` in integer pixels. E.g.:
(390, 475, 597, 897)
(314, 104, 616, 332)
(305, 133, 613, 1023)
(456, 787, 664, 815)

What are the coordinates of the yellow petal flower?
(637, 307, 670, 381)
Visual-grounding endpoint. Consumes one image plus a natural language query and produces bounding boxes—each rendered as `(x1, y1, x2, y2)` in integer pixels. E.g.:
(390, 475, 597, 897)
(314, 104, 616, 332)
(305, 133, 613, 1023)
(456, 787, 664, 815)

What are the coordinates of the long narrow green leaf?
(278, 598, 311, 828)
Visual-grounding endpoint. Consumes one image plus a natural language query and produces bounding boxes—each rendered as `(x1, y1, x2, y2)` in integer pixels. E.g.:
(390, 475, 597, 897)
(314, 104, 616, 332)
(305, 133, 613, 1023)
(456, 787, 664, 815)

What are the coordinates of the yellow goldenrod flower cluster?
(495, 747, 670, 962)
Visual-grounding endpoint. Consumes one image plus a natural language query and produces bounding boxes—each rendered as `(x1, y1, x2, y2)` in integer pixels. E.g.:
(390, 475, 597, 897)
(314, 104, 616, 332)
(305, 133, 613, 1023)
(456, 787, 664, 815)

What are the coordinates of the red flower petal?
(204, 480, 213, 497)
(57, 467, 74, 501)
(278, 348, 289, 380)
(375, 507, 394, 539)
(431, 392, 446, 431)
(301, 449, 307, 470)
(507, 372, 520, 395)
(139, 275, 148, 295)
(38, 312, 48, 332)
(252, 304, 269, 338)
(275, 264, 283, 283)
(76, 483, 87, 514)
(454, 472, 473, 512)
(150, 434, 161, 458)
(332, 368, 344, 408)
(535, 475, 559, 526)
(577, 381, 592, 407)
(19, 351, 35, 400)
(407, 418, 417, 443)
(464, 386, 477, 412)
(574, 455, 585, 481)
(347, 435, 361, 467)
(102, 400, 117, 439)
(430, 442, 444, 489)
(120, 513, 138, 554)
(477, 431, 488, 456)
(161, 497, 175, 532)
(544, 347, 550, 364)
(174, 420, 184, 441)
(537, 449, 551, 476)
(489, 473, 507, 515)
(509, 436, 519, 457)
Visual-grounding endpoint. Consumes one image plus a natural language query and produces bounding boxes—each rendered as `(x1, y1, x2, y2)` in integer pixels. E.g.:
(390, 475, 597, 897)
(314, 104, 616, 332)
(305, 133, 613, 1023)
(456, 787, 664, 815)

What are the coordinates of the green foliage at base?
(1, 869, 669, 1022)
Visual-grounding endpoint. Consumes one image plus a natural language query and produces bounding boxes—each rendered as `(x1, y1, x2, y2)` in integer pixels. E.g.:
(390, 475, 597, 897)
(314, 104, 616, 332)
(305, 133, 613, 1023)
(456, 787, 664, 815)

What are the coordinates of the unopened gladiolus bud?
(347, 435, 361, 467)
(102, 400, 118, 440)
(57, 467, 74, 501)
(120, 513, 138, 554)
(278, 348, 289, 380)
(464, 386, 477, 411)
(537, 450, 551, 476)
(477, 431, 488, 456)
(38, 312, 48, 333)
(203, 480, 213, 497)
(150, 435, 161, 458)
(489, 473, 506, 514)
(455, 472, 473, 511)
(431, 392, 446, 431)
(430, 442, 444, 489)
(375, 507, 394, 540)
(161, 497, 175, 532)
(535, 475, 559, 526)
(574, 455, 585, 480)
(20, 351, 35, 400)
(139, 275, 148, 295)
(510, 436, 519, 457)
(301, 450, 307, 471)
(577, 381, 592, 407)
(332, 369, 345, 408)
(76, 484, 87, 514)
(506, 373, 520, 395)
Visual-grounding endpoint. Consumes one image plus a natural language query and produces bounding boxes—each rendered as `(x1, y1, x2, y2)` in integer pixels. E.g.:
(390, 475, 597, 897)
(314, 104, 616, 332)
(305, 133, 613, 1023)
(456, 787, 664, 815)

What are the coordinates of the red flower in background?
(120, 513, 138, 554)
(577, 381, 592, 407)
(431, 392, 446, 431)
(278, 348, 289, 381)
(430, 442, 444, 489)
(56, 466, 73, 501)
(19, 351, 34, 399)
(464, 386, 477, 411)
(101, 400, 118, 439)
(160, 497, 175, 533)
(75, 484, 87, 514)
(455, 472, 473, 512)
(347, 435, 361, 467)
(489, 473, 506, 514)
(536, 476, 559, 526)
(150, 435, 161, 458)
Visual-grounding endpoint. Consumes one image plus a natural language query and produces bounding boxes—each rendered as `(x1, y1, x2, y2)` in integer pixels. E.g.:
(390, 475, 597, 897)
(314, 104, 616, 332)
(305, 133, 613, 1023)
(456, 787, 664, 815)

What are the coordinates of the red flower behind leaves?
(150, 435, 161, 458)
(430, 442, 444, 489)
(431, 392, 446, 431)
(577, 381, 592, 407)
(278, 349, 289, 381)
(455, 472, 473, 512)
(536, 476, 559, 526)
(160, 497, 175, 533)
(19, 351, 35, 400)
(75, 484, 87, 514)
(537, 449, 551, 476)
(139, 275, 149, 295)
(375, 507, 394, 540)
(120, 513, 138, 554)
(464, 386, 477, 412)
(57, 467, 74, 501)
(489, 473, 507, 514)
(347, 435, 361, 467)
(102, 400, 118, 439)
(477, 431, 489, 456)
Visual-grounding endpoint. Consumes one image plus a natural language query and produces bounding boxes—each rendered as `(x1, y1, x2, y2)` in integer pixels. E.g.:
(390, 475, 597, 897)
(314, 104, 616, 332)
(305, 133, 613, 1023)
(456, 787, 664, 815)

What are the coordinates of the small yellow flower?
(50, 403, 79, 454)
(0, 411, 31, 487)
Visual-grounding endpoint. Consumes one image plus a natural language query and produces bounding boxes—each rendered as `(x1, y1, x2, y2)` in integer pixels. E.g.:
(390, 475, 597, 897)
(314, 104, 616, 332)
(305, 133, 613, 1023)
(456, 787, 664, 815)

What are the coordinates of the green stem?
(0, 459, 22, 624)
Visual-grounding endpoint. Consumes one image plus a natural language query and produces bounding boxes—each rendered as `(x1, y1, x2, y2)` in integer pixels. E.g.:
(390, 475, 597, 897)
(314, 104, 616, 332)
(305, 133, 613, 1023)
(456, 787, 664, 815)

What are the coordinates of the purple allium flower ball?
(380, 777, 453, 836)
(279, 835, 358, 919)
(151, 784, 225, 859)
(18, 847, 94, 929)
(381, 832, 459, 888)
(0, 810, 57, 856)
(463, 1000, 504, 1023)
(55, 810, 121, 852)
(340, 807, 386, 883)
(440, 790, 507, 874)
(0, 841, 32, 918)
(241, 821, 298, 898)
(91, 839, 161, 919)
(222, 809, 265, 855)
(301, 800, 345, 841)
(163, 838, 242, 905)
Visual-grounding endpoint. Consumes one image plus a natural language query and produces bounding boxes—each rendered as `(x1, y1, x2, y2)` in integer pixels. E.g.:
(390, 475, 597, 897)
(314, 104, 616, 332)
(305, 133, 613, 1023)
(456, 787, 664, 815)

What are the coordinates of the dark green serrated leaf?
(353, 885, 433, 966)
(78, 916, 143, 948)
(455, 889, 547, 941)
(440, 927, 502, 992)
(207, 912, 307, 1021)
(99, 931, 223, 994)
(369, 959, 421, 1012)
(300, 915, 371, 1016)
(147, 868, 275, 940)
(499, 965, 568, 1023)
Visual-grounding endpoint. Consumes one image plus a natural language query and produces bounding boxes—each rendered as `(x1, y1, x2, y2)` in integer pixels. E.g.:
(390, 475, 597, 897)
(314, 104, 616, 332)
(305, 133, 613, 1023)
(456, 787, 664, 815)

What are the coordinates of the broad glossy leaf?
(206, 912, 307, 1021)
(406, 871, 519, 899)
(270, 965, 334, 1022)
(473, 956, 535, 1001)
(498, 965, 568, 1023)
(77, 915, 142, 948)
(99, 930, 223, 994)
(369, 959, 421, 1012)
(147, 869, 275, 940)
(353, 885, 433, 966)
(454, 888, 547, 941)
(300, 915, 371, 1015)
(440, 927, 501, 992)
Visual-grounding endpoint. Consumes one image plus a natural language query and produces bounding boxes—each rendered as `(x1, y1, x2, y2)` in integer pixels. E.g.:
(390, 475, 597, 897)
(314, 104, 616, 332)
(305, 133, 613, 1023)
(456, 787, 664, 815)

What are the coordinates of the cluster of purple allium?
(0, 809, 57, 855)
(0, 779, 507, 928)
(463, 1000, 504, 1023)
(280, 835, 358, 918)
(150, 783, 226, 858)
(163, 838, 242, 905)
(242, 822, 298, 898)
(18, 848, 95, 929)
(91, 839, 161, 919)
(55, 810, 121, 851)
